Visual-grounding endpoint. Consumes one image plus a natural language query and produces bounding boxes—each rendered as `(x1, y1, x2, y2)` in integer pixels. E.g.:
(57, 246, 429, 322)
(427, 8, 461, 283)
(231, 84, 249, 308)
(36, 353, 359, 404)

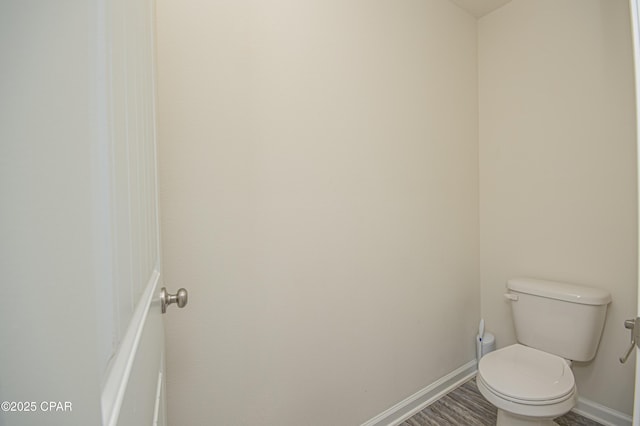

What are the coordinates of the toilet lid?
(478, 344, 575, 402)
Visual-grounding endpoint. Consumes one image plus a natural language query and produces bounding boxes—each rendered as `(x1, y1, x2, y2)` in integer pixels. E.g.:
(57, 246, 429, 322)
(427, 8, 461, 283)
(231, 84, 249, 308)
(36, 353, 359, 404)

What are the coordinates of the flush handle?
(503, 293, 518, 301)
(620, 317, 640, 363)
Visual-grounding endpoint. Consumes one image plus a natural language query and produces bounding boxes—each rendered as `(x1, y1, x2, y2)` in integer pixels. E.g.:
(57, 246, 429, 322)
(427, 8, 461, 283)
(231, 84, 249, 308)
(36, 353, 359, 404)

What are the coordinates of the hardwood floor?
(400, 379, 603, 426)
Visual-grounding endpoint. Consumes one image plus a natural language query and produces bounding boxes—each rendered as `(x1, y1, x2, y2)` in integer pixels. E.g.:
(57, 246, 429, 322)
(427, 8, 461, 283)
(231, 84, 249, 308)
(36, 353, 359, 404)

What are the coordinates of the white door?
(0, 0, 179, 425)
(633, 1, 640, 425)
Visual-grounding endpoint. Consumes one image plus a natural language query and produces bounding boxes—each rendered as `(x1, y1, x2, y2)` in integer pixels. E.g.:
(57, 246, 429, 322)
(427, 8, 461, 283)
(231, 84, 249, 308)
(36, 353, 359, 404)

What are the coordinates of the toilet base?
(497, 409, 559, 426)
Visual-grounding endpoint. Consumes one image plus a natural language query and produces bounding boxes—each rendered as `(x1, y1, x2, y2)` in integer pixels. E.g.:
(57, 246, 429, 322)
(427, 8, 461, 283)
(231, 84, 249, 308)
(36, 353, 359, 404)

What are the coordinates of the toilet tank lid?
(507, 278, 611, 305)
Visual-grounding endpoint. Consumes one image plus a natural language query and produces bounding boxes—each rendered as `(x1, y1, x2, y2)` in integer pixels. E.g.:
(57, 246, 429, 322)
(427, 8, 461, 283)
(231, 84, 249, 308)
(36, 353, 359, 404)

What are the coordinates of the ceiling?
(448, 0, 513, 18)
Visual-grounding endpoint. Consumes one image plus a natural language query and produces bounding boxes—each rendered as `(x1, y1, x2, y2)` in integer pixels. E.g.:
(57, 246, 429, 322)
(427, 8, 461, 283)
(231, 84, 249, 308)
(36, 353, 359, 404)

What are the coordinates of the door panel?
(102, 273, 165, 426)
(111, 275, 165, 426)
(101, 0, 166, 424)
(0, 1, 105, 425)
(0, 0, 164, 425)
(107, 0, 161, 349)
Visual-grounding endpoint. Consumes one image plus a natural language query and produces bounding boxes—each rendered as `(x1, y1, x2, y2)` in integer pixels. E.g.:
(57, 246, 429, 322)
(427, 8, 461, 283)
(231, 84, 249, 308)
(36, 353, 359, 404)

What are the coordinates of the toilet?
(477, 278, 611, 426)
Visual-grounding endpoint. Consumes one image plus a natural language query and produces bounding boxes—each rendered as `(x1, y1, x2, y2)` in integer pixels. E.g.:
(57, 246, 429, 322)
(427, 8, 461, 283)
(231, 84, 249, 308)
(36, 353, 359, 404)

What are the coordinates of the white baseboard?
(573, 397, 632, 426)
(360, 360, 477, 426)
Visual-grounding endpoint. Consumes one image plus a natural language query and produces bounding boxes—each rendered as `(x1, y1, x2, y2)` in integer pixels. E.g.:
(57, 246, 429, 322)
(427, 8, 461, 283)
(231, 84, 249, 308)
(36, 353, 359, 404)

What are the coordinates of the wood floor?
(400, 379, 603, 426)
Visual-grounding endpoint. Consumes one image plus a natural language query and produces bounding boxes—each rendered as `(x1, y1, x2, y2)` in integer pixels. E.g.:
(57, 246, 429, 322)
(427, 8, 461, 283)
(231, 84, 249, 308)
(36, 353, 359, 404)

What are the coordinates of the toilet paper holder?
(620, 317, 640, 363)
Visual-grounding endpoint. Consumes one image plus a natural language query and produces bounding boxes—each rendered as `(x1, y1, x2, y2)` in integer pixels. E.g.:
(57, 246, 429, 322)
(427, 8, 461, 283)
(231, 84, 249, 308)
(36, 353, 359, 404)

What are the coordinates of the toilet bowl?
(477, 344, 576, 425)
(479, 278, 611, 426)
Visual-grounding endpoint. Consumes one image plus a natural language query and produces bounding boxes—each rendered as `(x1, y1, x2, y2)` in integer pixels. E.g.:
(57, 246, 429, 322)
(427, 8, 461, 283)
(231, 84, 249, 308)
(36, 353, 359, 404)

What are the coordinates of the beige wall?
(156, 0, 479, 425)
(479, 0, 636, 415)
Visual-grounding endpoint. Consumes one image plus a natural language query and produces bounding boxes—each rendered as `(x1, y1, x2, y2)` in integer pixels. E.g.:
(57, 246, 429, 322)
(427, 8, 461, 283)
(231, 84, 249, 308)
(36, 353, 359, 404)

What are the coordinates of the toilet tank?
(506, 278, 611, 361)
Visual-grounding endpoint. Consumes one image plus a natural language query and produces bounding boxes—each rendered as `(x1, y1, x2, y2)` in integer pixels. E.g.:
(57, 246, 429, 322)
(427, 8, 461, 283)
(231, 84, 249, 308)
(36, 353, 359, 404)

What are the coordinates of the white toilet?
(477, 278, 611, 426)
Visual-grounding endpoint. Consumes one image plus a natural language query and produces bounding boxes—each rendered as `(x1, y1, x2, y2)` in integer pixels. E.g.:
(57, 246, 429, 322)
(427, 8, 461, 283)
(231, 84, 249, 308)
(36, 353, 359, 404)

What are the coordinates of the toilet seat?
(478, 344, 575, 405)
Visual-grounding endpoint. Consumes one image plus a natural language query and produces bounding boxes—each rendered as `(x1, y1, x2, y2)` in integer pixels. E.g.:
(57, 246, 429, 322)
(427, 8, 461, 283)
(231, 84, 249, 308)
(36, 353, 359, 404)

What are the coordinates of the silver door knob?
(161, 287, 188, 314)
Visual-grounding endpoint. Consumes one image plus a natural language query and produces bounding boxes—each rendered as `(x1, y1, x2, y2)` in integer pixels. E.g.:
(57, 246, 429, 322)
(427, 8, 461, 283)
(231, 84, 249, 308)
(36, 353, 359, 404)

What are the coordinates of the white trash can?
(481, 332, 495, 357)
(477, 332, 496, 361)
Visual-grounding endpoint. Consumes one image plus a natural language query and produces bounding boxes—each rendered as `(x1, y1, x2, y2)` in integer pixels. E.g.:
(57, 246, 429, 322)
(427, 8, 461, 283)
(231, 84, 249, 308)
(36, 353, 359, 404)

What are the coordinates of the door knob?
(161, 287, 188, 314)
